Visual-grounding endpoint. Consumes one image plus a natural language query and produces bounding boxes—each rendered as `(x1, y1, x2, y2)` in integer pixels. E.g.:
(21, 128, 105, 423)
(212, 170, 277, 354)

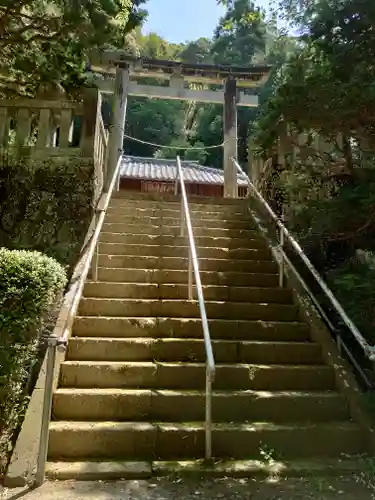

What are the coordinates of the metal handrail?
(175, 155, 215, 461)
(35, 155, 123, 486)
(232, 157, 375, 365)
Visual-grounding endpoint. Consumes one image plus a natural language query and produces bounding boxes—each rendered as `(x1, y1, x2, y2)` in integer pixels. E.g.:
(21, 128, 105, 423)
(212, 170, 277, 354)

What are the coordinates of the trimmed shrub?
(0, 248, 67, 475)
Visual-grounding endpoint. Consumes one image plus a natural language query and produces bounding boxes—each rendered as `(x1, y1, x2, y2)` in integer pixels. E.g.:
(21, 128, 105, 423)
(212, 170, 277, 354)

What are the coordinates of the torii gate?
(89, 53, 271, 197)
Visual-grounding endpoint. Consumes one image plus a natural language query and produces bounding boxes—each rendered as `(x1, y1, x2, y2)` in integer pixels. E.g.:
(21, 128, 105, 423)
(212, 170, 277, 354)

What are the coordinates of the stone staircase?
(46, 192, 367, 479)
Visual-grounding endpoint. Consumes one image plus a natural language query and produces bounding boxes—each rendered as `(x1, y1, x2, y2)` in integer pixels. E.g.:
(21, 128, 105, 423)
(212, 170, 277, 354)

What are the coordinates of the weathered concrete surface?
(2, 477, 374, 500)
(6, 192, 373, 486)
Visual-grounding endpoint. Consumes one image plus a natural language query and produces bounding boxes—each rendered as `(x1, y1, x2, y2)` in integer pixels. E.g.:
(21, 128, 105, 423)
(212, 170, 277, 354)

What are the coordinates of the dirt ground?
(2, 476, 375, 500)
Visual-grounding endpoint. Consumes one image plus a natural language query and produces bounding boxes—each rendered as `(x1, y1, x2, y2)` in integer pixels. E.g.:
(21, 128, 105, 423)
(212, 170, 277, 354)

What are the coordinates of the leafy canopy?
(254, 0, 375, 152)
(0, 0, 147, 96)
(213, 0, 267, 65)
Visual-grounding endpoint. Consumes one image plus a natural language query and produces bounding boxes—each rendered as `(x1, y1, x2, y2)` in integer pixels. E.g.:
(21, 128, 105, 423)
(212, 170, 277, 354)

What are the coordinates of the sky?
(143, 0, 269, 44)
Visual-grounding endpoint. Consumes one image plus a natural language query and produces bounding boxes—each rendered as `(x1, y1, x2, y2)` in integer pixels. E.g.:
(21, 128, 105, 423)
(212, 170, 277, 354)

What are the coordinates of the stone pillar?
(223, 76, 238, 198)
(105, 65, 130, 191)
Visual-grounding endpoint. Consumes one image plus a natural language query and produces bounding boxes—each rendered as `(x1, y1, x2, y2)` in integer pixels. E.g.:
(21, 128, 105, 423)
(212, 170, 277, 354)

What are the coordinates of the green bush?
(0, 153, 96, 275)
(327, 257, 375, 345)
(0, 248, 67, 474)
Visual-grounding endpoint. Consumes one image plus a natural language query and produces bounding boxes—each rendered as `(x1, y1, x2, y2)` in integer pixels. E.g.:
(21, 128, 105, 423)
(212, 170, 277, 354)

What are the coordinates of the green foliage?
(281, 167, 375, 262)
(274, 146, 375, 346)
(251, 2, 375, 350)
(193, 105, 224, 169)
(124, 97, 184, 157)
(253, 0, 375, 238)
(184, 143, 209, 164)
(0, 249, 66, 365)
(0, 0, 147, 96)
(179, 38, 213, 64)
(328, 258, 375, 344)
(255, 0, 375, 151)
(138, 31, 183, 59)
(155, 139, 208, 164)
(0, 154, 95, 272)
(191, 1, 291, 166)
(0, 248, 66, 473)
(212, 0, 267, 65)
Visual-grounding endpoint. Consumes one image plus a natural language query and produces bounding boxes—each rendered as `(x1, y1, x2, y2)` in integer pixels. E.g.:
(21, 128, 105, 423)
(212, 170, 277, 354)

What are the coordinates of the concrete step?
(97, 255, 278, 274)
(97, 243, 272, 260)
(46, 460, 152, 480)
(110, 192, 246, 207)
(78, 298, 299, 321)
(52, 389, 348, 423)
(44, 457, 373, 480)
(67, 338, 322, 364)
(96, 268, 279, 287)
(47, 421, 364, 460)
(99, 233, 268, 250)
(106, 206, 249, 220)
(45, 188, 366, 475)
(83, 283, 293, 303)
(107, 203, 247, 216)
(60, 362, 335, 391)
(73, 317, 311, 341)
(102, 223, 259, 238)
(104, 214, 256, 230)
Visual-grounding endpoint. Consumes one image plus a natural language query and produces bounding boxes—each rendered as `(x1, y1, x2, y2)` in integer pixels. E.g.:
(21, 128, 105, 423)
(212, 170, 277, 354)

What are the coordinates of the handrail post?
(180, 190, 185, 237)
(92, 242, 99, 282)
(279, 224, 285, 288)
(174, 166, 179, 196)
(91, 211, 99, 282)
(175, 155, 215, 462)
(188, 248, 193, 300)
(116, 170, 121, 191)
(336, 330, 343, 355)
(35, 334, 58, 486)
(205, 365, 212, 461)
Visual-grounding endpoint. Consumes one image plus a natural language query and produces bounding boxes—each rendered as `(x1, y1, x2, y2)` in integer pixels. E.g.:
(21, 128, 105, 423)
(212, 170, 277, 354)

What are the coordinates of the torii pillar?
(105, 65, 130, 191)
(223, 76, 238, 198)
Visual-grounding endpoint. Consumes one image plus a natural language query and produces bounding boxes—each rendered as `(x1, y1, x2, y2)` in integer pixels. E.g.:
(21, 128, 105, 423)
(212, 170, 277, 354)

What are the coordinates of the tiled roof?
(120, 156, 249, 186)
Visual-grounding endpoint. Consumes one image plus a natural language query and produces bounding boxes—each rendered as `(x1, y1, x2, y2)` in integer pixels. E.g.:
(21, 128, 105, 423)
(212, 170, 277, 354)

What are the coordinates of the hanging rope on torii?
(88, 53, 271, 197)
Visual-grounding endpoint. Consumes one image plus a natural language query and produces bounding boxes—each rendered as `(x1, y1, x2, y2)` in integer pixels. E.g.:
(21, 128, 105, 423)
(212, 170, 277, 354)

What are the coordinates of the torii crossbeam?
(89, 52, 271, 197)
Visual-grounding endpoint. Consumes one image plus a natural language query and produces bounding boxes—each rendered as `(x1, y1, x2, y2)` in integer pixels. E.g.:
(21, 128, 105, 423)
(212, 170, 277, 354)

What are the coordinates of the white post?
(105, 66, 130, 191)
(279, 226, 285, 288)
(205, 365, 212, 461)
(188, 248, 193, 300)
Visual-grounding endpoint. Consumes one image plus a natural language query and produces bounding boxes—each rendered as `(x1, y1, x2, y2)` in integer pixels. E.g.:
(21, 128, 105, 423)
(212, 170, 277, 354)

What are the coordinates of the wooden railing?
(0, 89, 109, 189)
